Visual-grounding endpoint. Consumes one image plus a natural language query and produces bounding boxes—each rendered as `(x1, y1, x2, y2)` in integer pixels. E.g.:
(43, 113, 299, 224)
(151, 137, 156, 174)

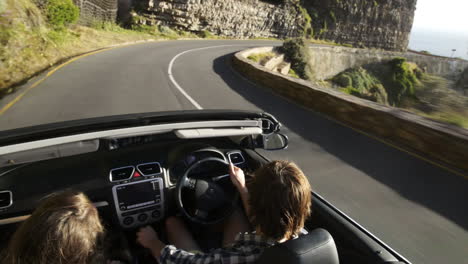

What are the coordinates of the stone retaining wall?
(73, 0, 118, 25)
(233, 47, 468, 172)
(307, 46, 468, 81)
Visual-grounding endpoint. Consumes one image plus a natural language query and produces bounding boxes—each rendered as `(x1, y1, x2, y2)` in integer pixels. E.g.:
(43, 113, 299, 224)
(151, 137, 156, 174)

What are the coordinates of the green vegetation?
(297, 4, 313, 38)
(0, 0, 209, 95)
(330, 59, 468, 129)
(329, 11, 336, 23)
(332, 67, 388, 104)
(331, 58, 423, 106)
(45, 0, 79, 29)
(401, 74, 468, 128)
(288, 69, 300, 78)
(247, 52, 277, 64)
(386, 57, 420, 103)
(199, 30, 214, 38)
(0, 0, 164, 95)
(279, 38, 314, 80)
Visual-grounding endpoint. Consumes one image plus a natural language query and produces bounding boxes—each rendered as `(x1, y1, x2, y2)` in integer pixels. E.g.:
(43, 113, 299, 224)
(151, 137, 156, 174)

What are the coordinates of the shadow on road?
(213, 53, 468, 231)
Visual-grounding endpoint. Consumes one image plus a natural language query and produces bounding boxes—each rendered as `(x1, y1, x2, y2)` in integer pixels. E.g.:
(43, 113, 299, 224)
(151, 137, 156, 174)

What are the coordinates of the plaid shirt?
(159, 232, 277, 264)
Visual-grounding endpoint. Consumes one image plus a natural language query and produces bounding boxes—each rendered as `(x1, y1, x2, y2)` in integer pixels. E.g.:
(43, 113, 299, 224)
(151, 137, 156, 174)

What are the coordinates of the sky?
(412, 0, 468, 35)
(410, 0, 468, 59)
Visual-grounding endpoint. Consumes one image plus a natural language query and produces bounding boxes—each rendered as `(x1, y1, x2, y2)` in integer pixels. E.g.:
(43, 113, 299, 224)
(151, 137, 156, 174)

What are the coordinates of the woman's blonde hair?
(3, 191, 104, 264)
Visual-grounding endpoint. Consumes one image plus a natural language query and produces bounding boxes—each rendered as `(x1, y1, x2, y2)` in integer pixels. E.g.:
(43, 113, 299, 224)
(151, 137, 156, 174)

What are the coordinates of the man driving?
(136, 160, 312, 264)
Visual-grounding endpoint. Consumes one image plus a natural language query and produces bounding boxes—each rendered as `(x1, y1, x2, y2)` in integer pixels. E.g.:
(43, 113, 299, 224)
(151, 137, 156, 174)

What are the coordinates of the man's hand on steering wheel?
(229, 163, 246, 192)
(229, 163, 251, 217)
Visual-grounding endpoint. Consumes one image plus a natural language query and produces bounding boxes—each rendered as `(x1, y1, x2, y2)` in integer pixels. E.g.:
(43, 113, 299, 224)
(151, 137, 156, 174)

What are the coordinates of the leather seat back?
(256, 228, 339, 264)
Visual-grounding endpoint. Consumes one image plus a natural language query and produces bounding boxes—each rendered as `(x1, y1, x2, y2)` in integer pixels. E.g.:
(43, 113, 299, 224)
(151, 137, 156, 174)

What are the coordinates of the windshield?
(1, 0, 467, 263)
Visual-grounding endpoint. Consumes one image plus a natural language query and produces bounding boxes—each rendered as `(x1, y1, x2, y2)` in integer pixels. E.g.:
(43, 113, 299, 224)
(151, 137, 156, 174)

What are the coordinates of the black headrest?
(256, 228, 339, 264)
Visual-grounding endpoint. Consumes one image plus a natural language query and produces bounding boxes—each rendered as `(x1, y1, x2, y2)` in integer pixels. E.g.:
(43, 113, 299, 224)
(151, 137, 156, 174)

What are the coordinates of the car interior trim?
(174, 127, 262, 139)
(0, 140, 100, 168)
(93, 201, 109, 208)
(0, 120, 261, 156)
(0, 200, 109, 226)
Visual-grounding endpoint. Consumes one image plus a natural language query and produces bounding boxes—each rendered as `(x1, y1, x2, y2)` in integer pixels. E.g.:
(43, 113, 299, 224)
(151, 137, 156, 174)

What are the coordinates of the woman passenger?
(1, 190, 104, 264)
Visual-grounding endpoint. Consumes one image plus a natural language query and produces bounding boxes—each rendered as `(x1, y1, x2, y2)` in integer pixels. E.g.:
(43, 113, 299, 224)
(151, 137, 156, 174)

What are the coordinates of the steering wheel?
(176, 157, 239, 225)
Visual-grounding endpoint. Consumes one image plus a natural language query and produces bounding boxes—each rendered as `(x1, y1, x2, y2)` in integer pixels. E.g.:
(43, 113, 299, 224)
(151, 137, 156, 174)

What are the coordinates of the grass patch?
(45, 0, 79, 29)
(247, 52, 276, 64)
(288, 68, 300, 78)
(400, 74, 468, 129)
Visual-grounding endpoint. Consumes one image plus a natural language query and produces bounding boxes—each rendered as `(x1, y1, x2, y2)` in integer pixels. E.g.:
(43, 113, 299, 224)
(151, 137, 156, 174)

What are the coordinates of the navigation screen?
(116, 181, 158, 210)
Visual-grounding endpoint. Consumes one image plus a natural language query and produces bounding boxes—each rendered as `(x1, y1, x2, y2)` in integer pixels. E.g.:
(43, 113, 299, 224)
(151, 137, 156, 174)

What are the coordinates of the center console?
(111, 164, 165, 228)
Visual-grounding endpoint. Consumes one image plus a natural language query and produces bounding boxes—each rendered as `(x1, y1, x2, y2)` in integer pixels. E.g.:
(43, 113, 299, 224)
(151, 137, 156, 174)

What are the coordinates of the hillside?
(0, 0, 192, 96)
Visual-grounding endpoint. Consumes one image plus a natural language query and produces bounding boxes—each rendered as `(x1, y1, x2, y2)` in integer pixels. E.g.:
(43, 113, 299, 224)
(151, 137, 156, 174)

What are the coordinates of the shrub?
(279, 38, 314, 80)
(332, 67, 389, 104)
(199, 30, 214, 38)
(46, 0, 79, 29)
(332, 74, 352, 87)
(388, 57, 419, 103)
(159, 25, 176, 35)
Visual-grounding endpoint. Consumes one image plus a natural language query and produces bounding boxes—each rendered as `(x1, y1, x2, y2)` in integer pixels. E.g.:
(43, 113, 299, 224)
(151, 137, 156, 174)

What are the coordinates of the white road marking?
(167, 45, 252, 110)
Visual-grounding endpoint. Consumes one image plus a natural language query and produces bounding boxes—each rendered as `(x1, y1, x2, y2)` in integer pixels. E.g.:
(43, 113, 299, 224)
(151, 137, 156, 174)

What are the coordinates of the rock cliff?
(304, 0, 417, 51)
(130, 0, 417, 51)
(131, 0, 304, 39)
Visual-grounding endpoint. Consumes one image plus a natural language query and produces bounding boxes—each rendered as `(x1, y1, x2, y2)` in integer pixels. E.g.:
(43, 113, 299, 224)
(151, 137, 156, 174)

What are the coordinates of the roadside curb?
(232, 47, 468, 177)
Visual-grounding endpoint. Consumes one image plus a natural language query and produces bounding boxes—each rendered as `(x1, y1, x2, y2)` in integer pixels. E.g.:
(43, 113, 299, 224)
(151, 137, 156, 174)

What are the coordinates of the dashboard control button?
(121, 211, 133, 217)
(152, 210, 160, 218)
(123, 217, 134, 226)
(138, 213, 148, 222)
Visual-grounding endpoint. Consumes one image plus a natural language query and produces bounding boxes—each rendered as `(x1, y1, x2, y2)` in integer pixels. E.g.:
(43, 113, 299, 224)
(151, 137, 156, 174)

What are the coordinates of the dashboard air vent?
(0, 191, 13, 209)
(110, 166, 134, 182)
(137, 162, 162, 176)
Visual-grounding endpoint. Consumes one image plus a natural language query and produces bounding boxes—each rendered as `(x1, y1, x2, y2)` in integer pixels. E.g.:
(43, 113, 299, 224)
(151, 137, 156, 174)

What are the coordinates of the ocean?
(409, 29, 468, 60)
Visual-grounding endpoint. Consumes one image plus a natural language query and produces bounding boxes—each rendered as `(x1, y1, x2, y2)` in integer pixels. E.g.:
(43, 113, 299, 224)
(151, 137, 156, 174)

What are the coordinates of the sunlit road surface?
(1, 40, 467, 264)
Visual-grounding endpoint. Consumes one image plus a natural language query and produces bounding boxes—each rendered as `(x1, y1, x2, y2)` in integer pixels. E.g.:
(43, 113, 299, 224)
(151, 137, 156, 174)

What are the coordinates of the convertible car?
(0, 110, 410, 264)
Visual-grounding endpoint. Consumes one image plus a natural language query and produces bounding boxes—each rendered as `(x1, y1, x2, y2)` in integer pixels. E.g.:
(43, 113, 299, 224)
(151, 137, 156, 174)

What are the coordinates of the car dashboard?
(0, 136, 251, 233)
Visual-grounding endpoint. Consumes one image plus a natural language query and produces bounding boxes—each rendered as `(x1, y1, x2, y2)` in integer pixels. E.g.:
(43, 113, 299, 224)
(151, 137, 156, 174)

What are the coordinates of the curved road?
(1, 40, 467, 264)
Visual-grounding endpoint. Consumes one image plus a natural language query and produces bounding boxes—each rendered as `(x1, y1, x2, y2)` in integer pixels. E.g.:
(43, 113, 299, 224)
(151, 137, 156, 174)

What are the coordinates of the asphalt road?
(1, 40, 467, 264)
